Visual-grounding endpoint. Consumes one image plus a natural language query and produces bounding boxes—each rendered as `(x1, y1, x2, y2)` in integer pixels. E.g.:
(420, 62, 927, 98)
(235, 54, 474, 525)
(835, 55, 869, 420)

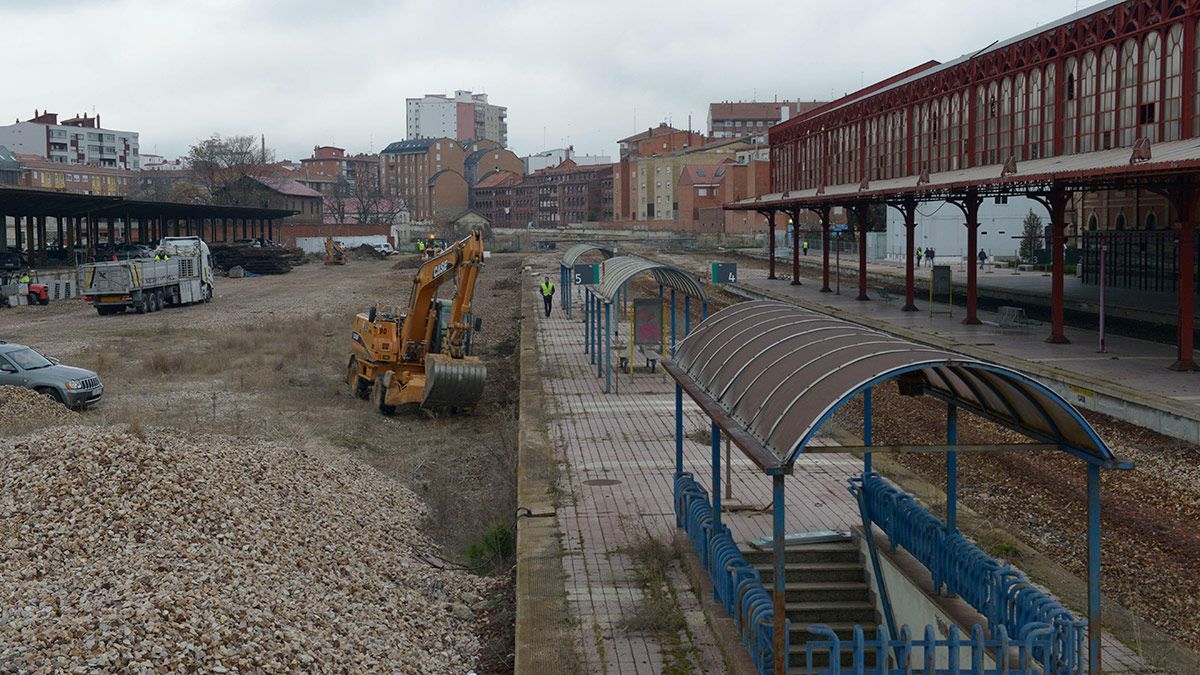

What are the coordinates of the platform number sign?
(573, 263, 600, 285)
(711, 262, 737, 284)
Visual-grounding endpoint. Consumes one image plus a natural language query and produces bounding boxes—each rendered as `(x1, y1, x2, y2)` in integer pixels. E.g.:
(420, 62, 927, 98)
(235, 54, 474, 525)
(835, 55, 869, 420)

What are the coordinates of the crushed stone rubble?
(0, 425, 488, 672)
(0, 385, 77, 433)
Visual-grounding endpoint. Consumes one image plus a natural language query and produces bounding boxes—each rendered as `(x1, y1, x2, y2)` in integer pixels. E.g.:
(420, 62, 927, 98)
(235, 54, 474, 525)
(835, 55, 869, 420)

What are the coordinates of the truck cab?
(159, 236, 214, 298)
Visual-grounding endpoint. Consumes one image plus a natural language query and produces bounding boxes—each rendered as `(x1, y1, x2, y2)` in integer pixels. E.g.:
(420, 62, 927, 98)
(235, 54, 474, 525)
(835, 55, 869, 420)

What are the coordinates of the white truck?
(80, 236, 215, 316)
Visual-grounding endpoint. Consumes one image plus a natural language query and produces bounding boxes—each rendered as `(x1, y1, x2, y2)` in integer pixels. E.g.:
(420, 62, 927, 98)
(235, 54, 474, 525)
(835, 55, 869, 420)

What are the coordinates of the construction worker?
(417, 239, 426, 254)
(915, 246, 923, 267)
(154, 251, 170, 261)
(18, 270, 31, 284)
(802, 239, 809, 256)
(539, 276, 555, 318)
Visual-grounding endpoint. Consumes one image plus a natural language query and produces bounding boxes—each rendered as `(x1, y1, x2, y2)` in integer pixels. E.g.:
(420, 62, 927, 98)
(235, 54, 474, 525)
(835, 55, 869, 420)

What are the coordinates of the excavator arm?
(399, 229, 485, 360)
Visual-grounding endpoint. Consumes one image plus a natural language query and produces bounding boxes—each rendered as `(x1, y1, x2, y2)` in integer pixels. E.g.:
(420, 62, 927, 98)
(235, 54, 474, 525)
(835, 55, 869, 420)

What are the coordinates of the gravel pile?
(0, 385, 76, 434)
(0, 426, 488, 672)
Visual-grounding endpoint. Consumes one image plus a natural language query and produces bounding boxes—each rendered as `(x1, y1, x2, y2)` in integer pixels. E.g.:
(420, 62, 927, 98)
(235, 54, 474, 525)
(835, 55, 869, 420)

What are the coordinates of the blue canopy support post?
(560, 265, 567, 311)
(604, 301, 612, 393)
(585, 292, 592, 359)
(863, 387, 873, 476)
(670, 289, 677, 355)
(772, 474, 787, 675)
(702, 300, 708, 320)
(658, 284, 663, 300)
(947, 403, 959, 533)
(711, 421, 721, 531)
(675, 383, 684, 477)
(684, 296, 691, 336)
(1087, 461, 1102, 675)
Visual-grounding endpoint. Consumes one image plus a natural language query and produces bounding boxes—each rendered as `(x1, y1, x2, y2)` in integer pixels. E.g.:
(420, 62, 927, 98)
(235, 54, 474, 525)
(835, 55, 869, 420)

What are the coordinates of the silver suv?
(0, 342, 103, 409)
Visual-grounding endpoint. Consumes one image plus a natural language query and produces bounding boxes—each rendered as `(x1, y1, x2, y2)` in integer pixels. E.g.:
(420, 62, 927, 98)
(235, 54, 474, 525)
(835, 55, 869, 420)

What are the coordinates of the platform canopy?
(665, 300, 1117, 473)
(561, 243, 617, 268)
(0, 186, 295, 220)
(593, 255, 708, 303)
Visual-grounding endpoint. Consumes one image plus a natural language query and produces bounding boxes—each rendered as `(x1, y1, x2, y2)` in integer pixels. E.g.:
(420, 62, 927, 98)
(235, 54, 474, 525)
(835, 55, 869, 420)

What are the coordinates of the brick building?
(677, 160, 798, 234)
(472, 170, 522, 228)
(0, 110, 139, 169)
(380, 138, 466, 222)
(621, 137, 753, 222)
(707, 100, 826, 139)
(217, 176, 323, 224)
(613, 123, 709, 221)
(299, 146, 380, 185)
(427, 169, 470, 225)
(463, 145, 524, 191)
(16, 153, 136, 195)
(474, 160, 613, 228)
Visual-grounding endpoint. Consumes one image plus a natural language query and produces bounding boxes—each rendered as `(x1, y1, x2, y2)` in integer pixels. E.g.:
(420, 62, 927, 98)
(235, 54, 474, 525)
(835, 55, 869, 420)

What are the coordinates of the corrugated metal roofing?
(593, 255, 708, 303)
(561, 243, 617, 268)
(667, 300, 1115, 472)
(729, 137, 1200, 209)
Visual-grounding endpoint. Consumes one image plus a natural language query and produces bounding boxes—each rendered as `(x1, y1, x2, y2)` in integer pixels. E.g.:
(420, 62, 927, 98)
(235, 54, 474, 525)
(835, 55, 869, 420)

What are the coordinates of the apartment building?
(380, 138, 467, 222)
(406, 91, 508, 147)
(522, 147, 612, 173)
(299, 146, 380, 185)
(624, 137, 753, 221)
(0, 110, 139, 169)
(17, 153, 136, 195)
(475, 160, 613, 228)
(707, 100, 825, 139)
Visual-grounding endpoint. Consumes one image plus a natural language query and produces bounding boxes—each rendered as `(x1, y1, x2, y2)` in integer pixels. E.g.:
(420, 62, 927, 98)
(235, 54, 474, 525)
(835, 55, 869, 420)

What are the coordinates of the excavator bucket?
(422, 353, 486, 413)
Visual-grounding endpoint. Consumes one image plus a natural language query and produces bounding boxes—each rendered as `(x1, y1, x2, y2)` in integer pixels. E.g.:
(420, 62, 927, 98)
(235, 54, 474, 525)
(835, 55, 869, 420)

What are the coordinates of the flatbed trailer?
(80, 237, 214, 315)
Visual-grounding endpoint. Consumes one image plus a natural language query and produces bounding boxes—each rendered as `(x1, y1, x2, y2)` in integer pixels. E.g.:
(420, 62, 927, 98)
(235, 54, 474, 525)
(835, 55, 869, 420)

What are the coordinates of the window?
(698, 188, 708, 196)
(1142, 31, 1162, 142)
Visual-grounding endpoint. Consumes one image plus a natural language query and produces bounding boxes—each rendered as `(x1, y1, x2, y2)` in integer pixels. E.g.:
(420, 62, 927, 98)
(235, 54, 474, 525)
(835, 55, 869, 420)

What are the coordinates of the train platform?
(521, 265, 1161, 673)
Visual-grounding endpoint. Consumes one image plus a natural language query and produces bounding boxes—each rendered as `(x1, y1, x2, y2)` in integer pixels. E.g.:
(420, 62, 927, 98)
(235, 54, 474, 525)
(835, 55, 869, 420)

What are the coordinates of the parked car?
(372, 242, 396, 256)
(0, 341, 103, 408)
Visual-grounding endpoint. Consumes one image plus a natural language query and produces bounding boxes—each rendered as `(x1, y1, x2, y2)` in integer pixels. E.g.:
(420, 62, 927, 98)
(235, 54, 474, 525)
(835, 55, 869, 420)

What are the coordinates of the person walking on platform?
(802, 240, 810, 256)
(978, 249, 988, 269)
(926, 247, 935, 267)
(539, 276, 556, 318)
(915, 247, 923, 267)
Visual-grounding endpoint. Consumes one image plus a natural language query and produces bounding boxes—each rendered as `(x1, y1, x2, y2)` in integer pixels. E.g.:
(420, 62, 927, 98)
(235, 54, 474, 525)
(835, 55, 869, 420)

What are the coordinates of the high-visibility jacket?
(417, 241, 425, 251)
(802, 241, 809, 250)
(540, 281, 555, 297)
(19, 274, 31, 283)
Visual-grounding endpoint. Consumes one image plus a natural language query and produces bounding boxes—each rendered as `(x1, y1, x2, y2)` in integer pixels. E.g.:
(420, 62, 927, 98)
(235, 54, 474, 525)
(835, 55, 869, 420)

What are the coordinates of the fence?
(853, 474, 1085, 674)
(675, 473, 783, 674)
(1080, 229, 1199, 293)
(804, 622, 1057, 674)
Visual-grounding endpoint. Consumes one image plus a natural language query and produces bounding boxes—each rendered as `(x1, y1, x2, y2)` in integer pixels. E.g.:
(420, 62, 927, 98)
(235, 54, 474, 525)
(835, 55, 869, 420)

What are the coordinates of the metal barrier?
(675, 473, 784, 674)
(852, 474, 1085, 674)
(804, 623, 1056, 674)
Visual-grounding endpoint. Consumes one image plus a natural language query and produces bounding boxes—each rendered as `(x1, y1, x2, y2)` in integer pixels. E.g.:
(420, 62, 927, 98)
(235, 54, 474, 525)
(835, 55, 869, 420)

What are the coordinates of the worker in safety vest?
(539, 276, 555, 318)
(802, 240, 809, 256)
(155, 251, 169, 261)
(18, 271, 31, 284)
(417, 240, 425, 253)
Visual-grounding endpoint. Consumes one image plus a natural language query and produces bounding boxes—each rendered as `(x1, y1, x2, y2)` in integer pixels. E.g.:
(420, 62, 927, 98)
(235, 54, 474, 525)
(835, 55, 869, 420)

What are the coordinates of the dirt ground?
(0, 254, 525, 673)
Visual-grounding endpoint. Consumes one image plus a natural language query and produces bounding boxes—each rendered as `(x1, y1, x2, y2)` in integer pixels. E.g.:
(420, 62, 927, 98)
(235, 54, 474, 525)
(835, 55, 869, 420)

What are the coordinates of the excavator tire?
(422, 355, 486, 414)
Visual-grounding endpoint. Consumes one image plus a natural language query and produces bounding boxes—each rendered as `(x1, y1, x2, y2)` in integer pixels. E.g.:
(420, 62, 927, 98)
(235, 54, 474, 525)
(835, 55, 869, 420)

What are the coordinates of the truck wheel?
(135, 295, 148, 314)
(151, 291, 161, 312)
(28, 293, 38, 306)
(96, 306, 112, 316)
(203, 285, 213, 303)
(37, 294, 48, 306)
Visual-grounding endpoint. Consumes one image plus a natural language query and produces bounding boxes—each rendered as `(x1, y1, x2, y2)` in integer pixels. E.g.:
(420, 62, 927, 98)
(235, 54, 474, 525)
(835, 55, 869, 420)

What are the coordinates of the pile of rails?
(0, 426, 488, 671)
(210, 244, 305, 275)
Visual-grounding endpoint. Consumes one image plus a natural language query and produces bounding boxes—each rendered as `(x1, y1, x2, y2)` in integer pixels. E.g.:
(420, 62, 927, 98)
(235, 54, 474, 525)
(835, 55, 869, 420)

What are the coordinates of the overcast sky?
(1, 0, 1090, 162)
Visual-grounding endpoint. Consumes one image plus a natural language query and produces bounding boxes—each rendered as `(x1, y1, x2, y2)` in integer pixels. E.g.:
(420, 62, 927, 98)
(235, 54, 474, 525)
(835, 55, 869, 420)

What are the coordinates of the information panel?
(710, 262, 738, 284)
(632, 298, 665, 346)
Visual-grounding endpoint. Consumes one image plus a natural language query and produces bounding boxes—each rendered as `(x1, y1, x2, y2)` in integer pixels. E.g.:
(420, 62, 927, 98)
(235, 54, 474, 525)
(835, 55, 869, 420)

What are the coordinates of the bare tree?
(351, 169, 403, 224)
(324, 176, 353, 224)
(185, 134, 276, 203)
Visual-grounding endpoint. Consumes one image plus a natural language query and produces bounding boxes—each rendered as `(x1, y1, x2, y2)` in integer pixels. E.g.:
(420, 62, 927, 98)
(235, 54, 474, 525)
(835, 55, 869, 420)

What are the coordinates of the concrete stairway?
(744, 540, 881, 671)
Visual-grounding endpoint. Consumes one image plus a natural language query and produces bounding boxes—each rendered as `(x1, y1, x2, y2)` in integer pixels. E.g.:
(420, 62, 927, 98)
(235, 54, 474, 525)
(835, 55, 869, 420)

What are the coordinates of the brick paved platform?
(530, 267, 1159, 673)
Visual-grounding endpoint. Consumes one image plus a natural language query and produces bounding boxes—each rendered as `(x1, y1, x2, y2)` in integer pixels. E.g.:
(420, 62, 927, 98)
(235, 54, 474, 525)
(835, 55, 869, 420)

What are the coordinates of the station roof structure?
(0, 186, 295, 220)
(728, 137, 1200, 210)
(666, 300, 1118, 473)
(560, 242, 616, 268)
(593, 255, 708, 303)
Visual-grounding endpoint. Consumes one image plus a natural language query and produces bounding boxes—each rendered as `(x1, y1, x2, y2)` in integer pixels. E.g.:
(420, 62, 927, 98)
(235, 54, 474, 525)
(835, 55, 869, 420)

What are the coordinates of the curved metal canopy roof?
(561, 243, 617, 268)
(666, 300, 1115, 472)
(593, 255, 708, 303)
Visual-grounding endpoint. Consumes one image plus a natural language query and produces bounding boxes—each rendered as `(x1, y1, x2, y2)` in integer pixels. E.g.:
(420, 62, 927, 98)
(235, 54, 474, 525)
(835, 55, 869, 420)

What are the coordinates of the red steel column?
(963, 195, 981, 325)
(820, 207, 832, 292)
(855, 204, 870, 301)
(1047, 188, 1071, 343)
(1172, 205, 1198, 370)
(791, 209, 801, 285)
(766, 210, 777, 280)
(902, 200, 918, 311)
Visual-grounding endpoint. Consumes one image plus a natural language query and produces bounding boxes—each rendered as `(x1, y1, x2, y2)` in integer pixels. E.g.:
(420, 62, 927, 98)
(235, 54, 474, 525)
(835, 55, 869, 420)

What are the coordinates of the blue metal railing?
(675, 473, 785, 674)
(805, 622, 1055, 674)
(851, 473, 1085, 674)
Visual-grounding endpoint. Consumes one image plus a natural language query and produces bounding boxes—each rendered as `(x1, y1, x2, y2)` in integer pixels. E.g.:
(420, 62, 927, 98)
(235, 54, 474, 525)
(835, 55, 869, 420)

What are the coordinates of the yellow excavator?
(344, 228, 487, 414)
(324, 236, 347, 265)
